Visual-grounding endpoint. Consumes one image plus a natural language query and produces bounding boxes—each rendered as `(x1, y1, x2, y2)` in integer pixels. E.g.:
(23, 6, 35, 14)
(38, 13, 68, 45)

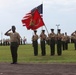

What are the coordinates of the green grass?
(0, 43, 76, 63)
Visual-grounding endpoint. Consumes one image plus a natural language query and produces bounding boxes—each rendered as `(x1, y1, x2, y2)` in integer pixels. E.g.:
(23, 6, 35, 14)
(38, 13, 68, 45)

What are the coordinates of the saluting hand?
(5, 29, 11, 35)
(8, 29, 11, 31)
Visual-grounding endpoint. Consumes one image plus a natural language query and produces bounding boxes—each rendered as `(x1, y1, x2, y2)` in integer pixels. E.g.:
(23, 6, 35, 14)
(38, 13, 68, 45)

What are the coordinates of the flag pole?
(44, 25, 49, 34)
(40, 2, 43, 33)
(42, 2, 49, 34)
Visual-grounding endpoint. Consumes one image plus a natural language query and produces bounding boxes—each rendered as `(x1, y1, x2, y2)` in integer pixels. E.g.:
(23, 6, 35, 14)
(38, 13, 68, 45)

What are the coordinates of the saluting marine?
(32, 30, 38, 56)
(48, 29, 56, 56)
(5, 26, 21, 64)
(40, 30, 47, 56)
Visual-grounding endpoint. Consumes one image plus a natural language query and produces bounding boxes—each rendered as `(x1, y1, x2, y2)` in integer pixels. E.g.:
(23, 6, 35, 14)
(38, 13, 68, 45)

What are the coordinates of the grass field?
(0, 43, 76, 63)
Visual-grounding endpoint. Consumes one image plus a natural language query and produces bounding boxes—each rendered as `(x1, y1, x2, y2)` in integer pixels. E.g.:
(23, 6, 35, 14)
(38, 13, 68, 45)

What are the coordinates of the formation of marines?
(4, 26, 76, 64)
(32, 29, 76, 56)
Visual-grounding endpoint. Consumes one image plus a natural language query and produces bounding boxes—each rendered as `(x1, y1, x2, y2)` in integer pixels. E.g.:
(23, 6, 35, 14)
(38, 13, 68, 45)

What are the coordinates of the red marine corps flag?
(21, 4, 44, 30)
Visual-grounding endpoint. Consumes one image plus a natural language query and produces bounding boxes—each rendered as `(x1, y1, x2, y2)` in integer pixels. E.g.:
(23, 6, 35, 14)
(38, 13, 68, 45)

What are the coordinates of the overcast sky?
(0, 0, 76, 43)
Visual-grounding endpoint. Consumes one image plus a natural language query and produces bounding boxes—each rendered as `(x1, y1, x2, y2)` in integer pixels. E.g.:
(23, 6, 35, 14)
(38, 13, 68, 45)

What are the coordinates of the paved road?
(0, 63, 76, 75)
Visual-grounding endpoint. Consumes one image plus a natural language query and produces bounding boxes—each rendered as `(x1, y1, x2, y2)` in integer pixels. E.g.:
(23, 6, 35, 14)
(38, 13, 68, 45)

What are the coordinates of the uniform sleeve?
(6, 33, 11, 36)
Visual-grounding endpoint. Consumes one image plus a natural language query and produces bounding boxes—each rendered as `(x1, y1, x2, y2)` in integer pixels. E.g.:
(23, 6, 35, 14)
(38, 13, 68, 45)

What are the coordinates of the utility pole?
(56, 24, 60, 33)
